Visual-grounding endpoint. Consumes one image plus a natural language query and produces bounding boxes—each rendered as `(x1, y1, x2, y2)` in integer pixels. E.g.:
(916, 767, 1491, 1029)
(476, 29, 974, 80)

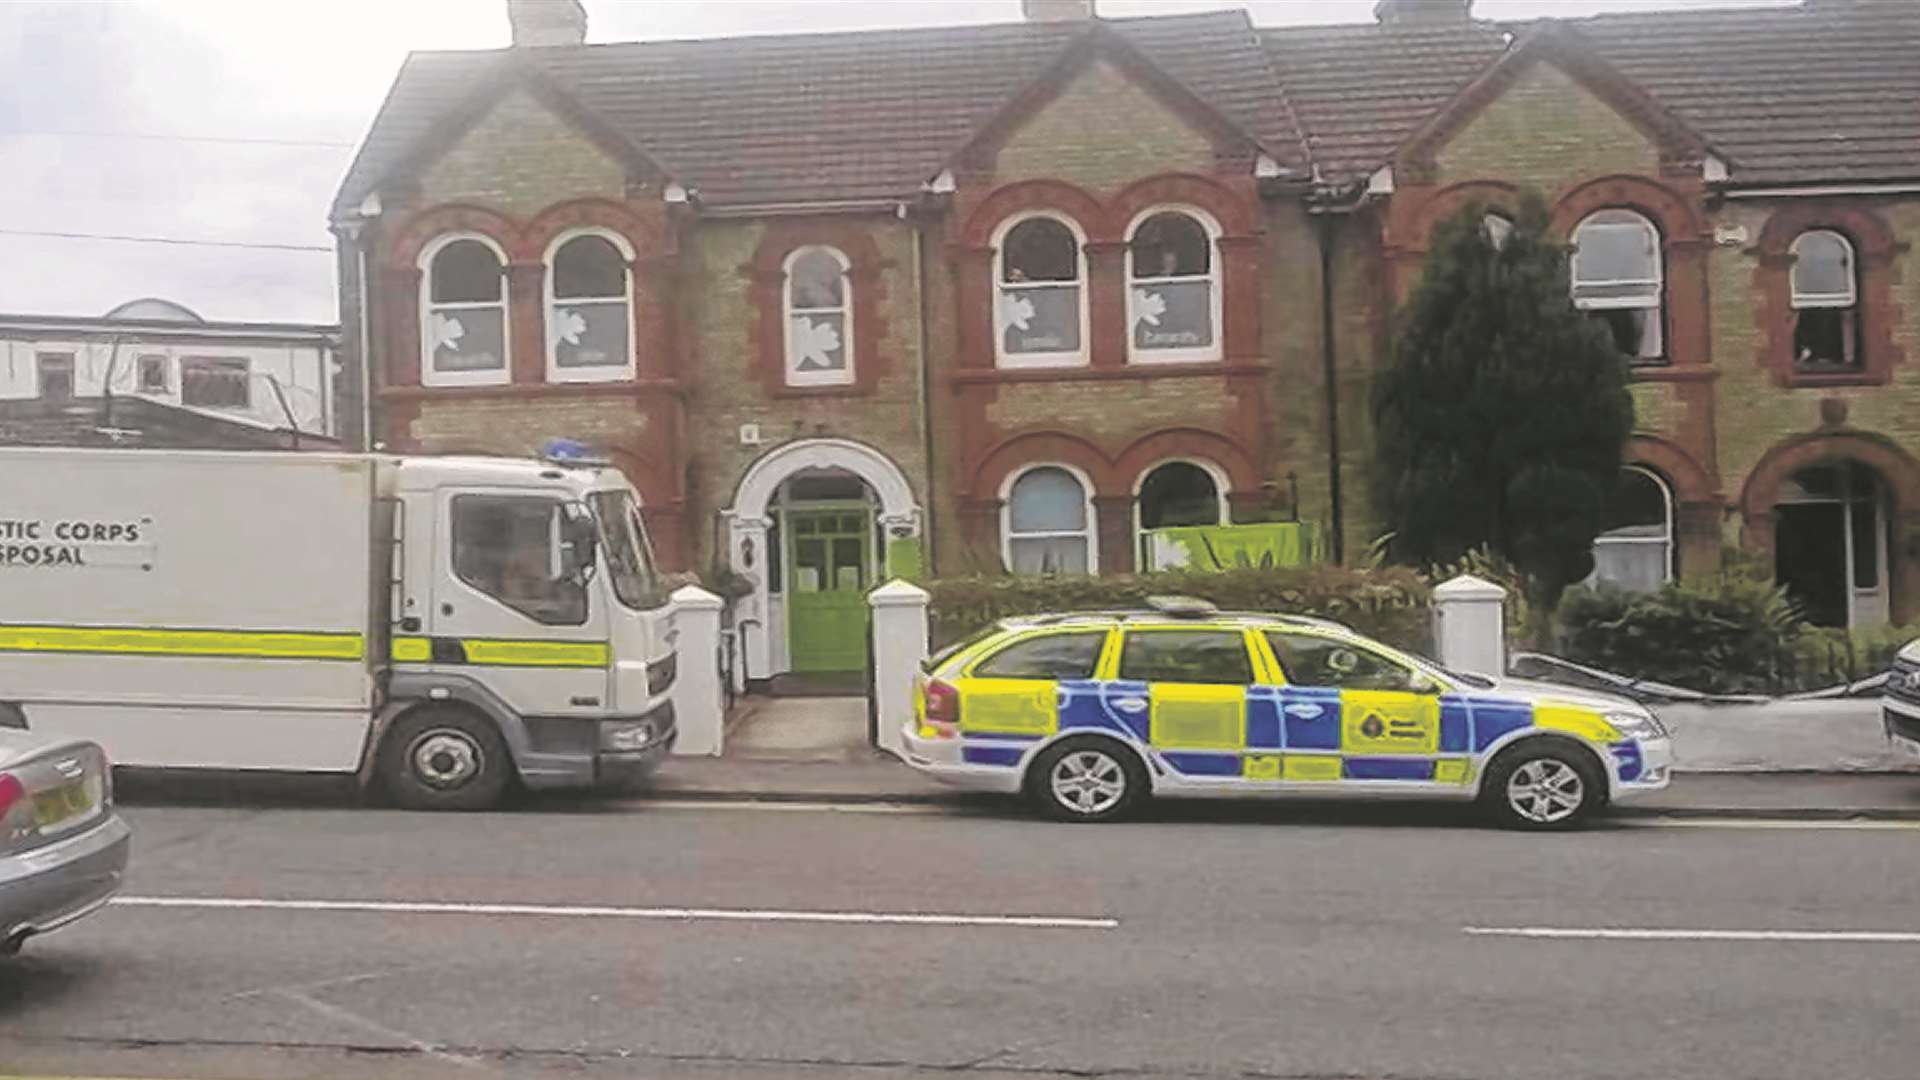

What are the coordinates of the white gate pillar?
(1431, 574, 1507, 678)
(868, 579, 931, 757)
(669, 584, 726, 756)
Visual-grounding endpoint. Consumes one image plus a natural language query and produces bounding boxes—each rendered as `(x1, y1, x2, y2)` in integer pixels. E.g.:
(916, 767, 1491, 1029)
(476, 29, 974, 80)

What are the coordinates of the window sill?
(769, 380, 869, 399)
(1628, 365, 1718, 383)
(954, 362, 1263, 386)
(1782, 368, 1887, 389)
(379, 379, 681, 401)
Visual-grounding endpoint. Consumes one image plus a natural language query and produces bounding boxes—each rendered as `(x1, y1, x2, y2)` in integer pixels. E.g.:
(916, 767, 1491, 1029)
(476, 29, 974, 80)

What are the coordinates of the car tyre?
(379, 706, 511, 811)
(1026, 737, 1147, 823)
(1480, 739, 1605, 831)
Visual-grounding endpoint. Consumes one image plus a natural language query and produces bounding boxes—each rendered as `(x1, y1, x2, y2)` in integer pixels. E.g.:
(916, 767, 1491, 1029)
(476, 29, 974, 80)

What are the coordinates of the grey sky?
(0, 0, 1790, 325)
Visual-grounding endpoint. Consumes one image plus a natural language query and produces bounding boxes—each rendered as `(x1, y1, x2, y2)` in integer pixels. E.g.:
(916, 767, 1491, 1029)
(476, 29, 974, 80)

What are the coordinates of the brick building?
(333, 0, 1920, 680)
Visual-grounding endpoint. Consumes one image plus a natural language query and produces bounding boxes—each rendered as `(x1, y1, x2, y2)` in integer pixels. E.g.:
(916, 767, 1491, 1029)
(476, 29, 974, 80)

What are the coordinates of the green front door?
(786, 508, 872, 672)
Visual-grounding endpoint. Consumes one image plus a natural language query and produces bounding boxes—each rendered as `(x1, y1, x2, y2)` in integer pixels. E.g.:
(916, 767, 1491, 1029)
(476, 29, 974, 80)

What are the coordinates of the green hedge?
(1557, 570, 1917, 694)
(924, 565, 1434, 654)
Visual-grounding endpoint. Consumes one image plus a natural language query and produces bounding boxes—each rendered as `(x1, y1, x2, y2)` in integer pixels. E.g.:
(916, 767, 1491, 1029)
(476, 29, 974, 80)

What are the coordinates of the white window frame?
(1124, 206, 1224, 365)
(1000, 462, 1099, 575)
(1790, 229, 1857, 309)
(419, 232, 512, 388)
(543, 228, 637, 384)
(782, 245, 855, 387)
(992, 211, 1090, 370)
(1132, 457, 1229, 564)
(1571, 209, 1664, 359)
(1591, 465, 1674, 587)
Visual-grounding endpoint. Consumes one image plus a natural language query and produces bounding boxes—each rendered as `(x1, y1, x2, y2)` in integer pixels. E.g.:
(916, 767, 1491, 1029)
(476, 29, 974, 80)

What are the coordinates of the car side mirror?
(1408, 673, 1442, 696)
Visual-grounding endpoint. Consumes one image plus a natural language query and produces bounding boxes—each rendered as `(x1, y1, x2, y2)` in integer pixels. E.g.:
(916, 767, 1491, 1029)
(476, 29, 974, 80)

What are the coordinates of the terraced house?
(332, 0, 1920, 683)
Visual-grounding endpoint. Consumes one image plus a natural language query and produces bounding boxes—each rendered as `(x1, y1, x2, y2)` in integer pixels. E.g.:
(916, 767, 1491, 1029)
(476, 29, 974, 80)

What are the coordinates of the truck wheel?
(379, 706, 510, 811)
(1480, 739, 1604, 831)
(1026, 737, 1147, 823)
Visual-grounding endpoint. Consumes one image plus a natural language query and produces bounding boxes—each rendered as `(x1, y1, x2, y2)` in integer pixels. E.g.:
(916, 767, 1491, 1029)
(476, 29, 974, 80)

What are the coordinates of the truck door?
(426, 490, 611, 718)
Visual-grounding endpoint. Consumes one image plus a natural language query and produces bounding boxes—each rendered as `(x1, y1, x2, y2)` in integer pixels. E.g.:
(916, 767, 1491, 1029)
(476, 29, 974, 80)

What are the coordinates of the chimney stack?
(1022, 0, 1096, 22)
(508, 0, 587, 47)
(1374, 0, 1473, 25)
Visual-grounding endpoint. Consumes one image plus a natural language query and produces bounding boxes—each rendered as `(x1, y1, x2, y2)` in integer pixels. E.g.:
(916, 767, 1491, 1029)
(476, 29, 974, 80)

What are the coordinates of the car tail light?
(923, 678, 961, 738)
(0, 773, 22, 819)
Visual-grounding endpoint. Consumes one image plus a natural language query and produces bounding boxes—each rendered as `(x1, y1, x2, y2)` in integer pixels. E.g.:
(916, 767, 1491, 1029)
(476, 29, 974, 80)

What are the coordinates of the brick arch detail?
(523, 197, 669, 257)
(1110, 173, 1256, 236)
(971, 429, 1119, 499)
(1627, 433, 1717, 505)
(1403, 179, 1523, 253)
(1113, 427, 1260, 494)
(1740, 430, 1920, 523)
(1751, 201, 1906, 387)
(383, 203, 525, 268)
(1550, 173, 1702, 241)
(957, 179, 1112, 246)
(741, 220, 894, 398)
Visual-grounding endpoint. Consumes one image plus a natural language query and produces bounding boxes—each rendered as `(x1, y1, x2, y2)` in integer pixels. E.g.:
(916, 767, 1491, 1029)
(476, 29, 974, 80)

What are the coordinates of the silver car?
(0, 727, 130, 955)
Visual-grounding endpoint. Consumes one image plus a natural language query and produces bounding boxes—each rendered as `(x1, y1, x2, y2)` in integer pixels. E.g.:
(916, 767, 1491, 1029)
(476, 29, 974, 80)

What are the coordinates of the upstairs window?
(1790, 229, 1859, 371)
(422, 235, 509, 386)
(1572, 209, 1664, 363)
(1127, 209, 1219, 362)
(137, 353, 169, 394)
(995, 215, 1086, 367)
(784, 246, 853, 386)
(1003, 464, 1095, 575)
(547, 232, 633, 381)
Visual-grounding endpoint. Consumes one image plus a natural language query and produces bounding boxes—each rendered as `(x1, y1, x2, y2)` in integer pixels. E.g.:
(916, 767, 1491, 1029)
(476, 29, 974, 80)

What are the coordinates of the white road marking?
(1466, 926, 1920, 943)
(628, 798, 944, 815)
(1622, 817, 1920, 831)
(112, 895, 1118, 930)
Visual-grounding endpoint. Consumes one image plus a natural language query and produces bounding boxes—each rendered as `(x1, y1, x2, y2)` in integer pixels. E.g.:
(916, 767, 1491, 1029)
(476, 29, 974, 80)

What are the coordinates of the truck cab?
(378, 453, 678, 807)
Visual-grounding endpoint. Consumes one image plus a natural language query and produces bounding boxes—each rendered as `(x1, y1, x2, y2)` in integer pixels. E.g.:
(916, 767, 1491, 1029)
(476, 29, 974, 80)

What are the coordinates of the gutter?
(699, 198, 905, 220)
(1722, 181, 1920, 199)
(907, 202, 937, 573)
(1312, 213, 1345, 566)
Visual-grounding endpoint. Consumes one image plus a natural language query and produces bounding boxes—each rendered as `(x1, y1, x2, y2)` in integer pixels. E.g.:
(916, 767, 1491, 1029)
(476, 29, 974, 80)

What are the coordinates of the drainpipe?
(907, 202, 937, 573)
(1314, 214, 1345, 565)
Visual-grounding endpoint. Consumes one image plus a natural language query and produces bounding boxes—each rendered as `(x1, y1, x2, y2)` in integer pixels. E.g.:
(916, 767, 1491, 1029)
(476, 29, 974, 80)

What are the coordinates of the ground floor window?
(1004, 465, 1094, 575)
(1589, 466, 1674, 593)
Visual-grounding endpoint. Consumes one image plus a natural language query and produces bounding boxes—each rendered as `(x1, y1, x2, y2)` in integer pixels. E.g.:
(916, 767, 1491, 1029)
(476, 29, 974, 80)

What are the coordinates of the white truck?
(0, 447, 678, 809)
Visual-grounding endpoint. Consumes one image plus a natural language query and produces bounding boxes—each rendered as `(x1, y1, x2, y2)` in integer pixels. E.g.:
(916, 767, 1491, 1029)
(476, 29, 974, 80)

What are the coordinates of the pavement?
(4, 800, 1920, 1080)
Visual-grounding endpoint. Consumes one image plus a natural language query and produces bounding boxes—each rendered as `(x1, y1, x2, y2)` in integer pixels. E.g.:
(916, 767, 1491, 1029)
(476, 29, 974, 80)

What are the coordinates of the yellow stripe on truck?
(0, 623, 364, 661)
(390, 636, 432, 663)
(459, 638, 609, 668)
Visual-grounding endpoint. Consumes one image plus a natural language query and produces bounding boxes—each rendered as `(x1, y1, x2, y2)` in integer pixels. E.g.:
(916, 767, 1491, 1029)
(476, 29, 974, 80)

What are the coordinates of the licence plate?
(32, 781, 94, 830)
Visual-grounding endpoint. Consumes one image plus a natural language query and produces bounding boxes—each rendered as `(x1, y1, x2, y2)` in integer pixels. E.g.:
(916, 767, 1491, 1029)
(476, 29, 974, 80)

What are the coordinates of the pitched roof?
(332, 10, 1306, 217)
(1262, 1, 1920, 187)
(335, 2, 1920, 219)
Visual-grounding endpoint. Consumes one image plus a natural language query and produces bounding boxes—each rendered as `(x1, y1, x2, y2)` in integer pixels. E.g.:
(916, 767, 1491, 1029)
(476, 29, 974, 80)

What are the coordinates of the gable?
(1430, 62, 1661, 194)
(991, 59, 1219, 191)
(415, 88, 628, 217)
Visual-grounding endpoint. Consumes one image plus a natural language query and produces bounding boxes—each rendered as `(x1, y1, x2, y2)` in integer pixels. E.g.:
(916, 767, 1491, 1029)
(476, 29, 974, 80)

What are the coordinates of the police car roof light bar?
(1144, 595, 1219, 618)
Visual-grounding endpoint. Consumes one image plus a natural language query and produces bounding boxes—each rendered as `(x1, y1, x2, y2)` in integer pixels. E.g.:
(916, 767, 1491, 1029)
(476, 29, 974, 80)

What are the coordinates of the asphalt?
(3, 800, 1920, 1080)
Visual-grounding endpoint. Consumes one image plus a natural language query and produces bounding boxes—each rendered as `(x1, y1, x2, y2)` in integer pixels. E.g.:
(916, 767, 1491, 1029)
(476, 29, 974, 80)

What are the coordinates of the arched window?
(420, 235, 509, 386)
(1790, 229, 1859, 371)
(994, 214, 1086, 367)
(1136, 460, 1227, 570)
(1127, 209, 1219, 362)
(1571, 209, 1664, 363)
(784, 246, 853, 386)
(1002, 465, 1096, 575)
(546, 231, 633, 381)
(1589, 466, 1673, 593)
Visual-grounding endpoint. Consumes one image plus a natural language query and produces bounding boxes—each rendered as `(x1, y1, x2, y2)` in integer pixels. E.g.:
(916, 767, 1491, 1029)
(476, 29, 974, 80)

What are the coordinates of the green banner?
(1143, 522, 1320, 572)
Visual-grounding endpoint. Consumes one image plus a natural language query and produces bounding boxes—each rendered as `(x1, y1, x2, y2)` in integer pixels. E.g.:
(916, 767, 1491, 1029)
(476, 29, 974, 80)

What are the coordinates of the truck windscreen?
(588, 491, 665, 610)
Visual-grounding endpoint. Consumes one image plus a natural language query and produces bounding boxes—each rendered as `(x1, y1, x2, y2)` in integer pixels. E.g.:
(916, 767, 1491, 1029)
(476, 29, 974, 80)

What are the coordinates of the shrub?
(1794, 621, 1920, 688)
(925, 565, 1434, 654)
(1556, 572, 1805, 694)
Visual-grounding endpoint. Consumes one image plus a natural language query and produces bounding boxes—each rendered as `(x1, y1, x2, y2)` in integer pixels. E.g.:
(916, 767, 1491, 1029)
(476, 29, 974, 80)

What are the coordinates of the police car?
(899, 599, 1672, 829)
(1885, 637, 1920, 758)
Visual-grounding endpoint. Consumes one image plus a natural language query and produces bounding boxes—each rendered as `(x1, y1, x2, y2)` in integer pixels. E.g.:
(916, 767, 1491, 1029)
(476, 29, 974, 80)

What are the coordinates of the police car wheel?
(1028, 738, 1145, 823)
(380, 706, 510, 811)
(1481, 741, 1603, 830)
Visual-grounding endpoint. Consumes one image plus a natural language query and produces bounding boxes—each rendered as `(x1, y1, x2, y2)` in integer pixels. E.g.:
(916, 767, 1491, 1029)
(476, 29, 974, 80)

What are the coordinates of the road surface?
(3, 797, 1918, 1079)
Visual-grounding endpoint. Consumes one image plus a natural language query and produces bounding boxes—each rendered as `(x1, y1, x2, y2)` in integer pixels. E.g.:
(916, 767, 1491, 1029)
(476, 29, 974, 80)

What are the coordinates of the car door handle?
(1112, 697, 1148, 714)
